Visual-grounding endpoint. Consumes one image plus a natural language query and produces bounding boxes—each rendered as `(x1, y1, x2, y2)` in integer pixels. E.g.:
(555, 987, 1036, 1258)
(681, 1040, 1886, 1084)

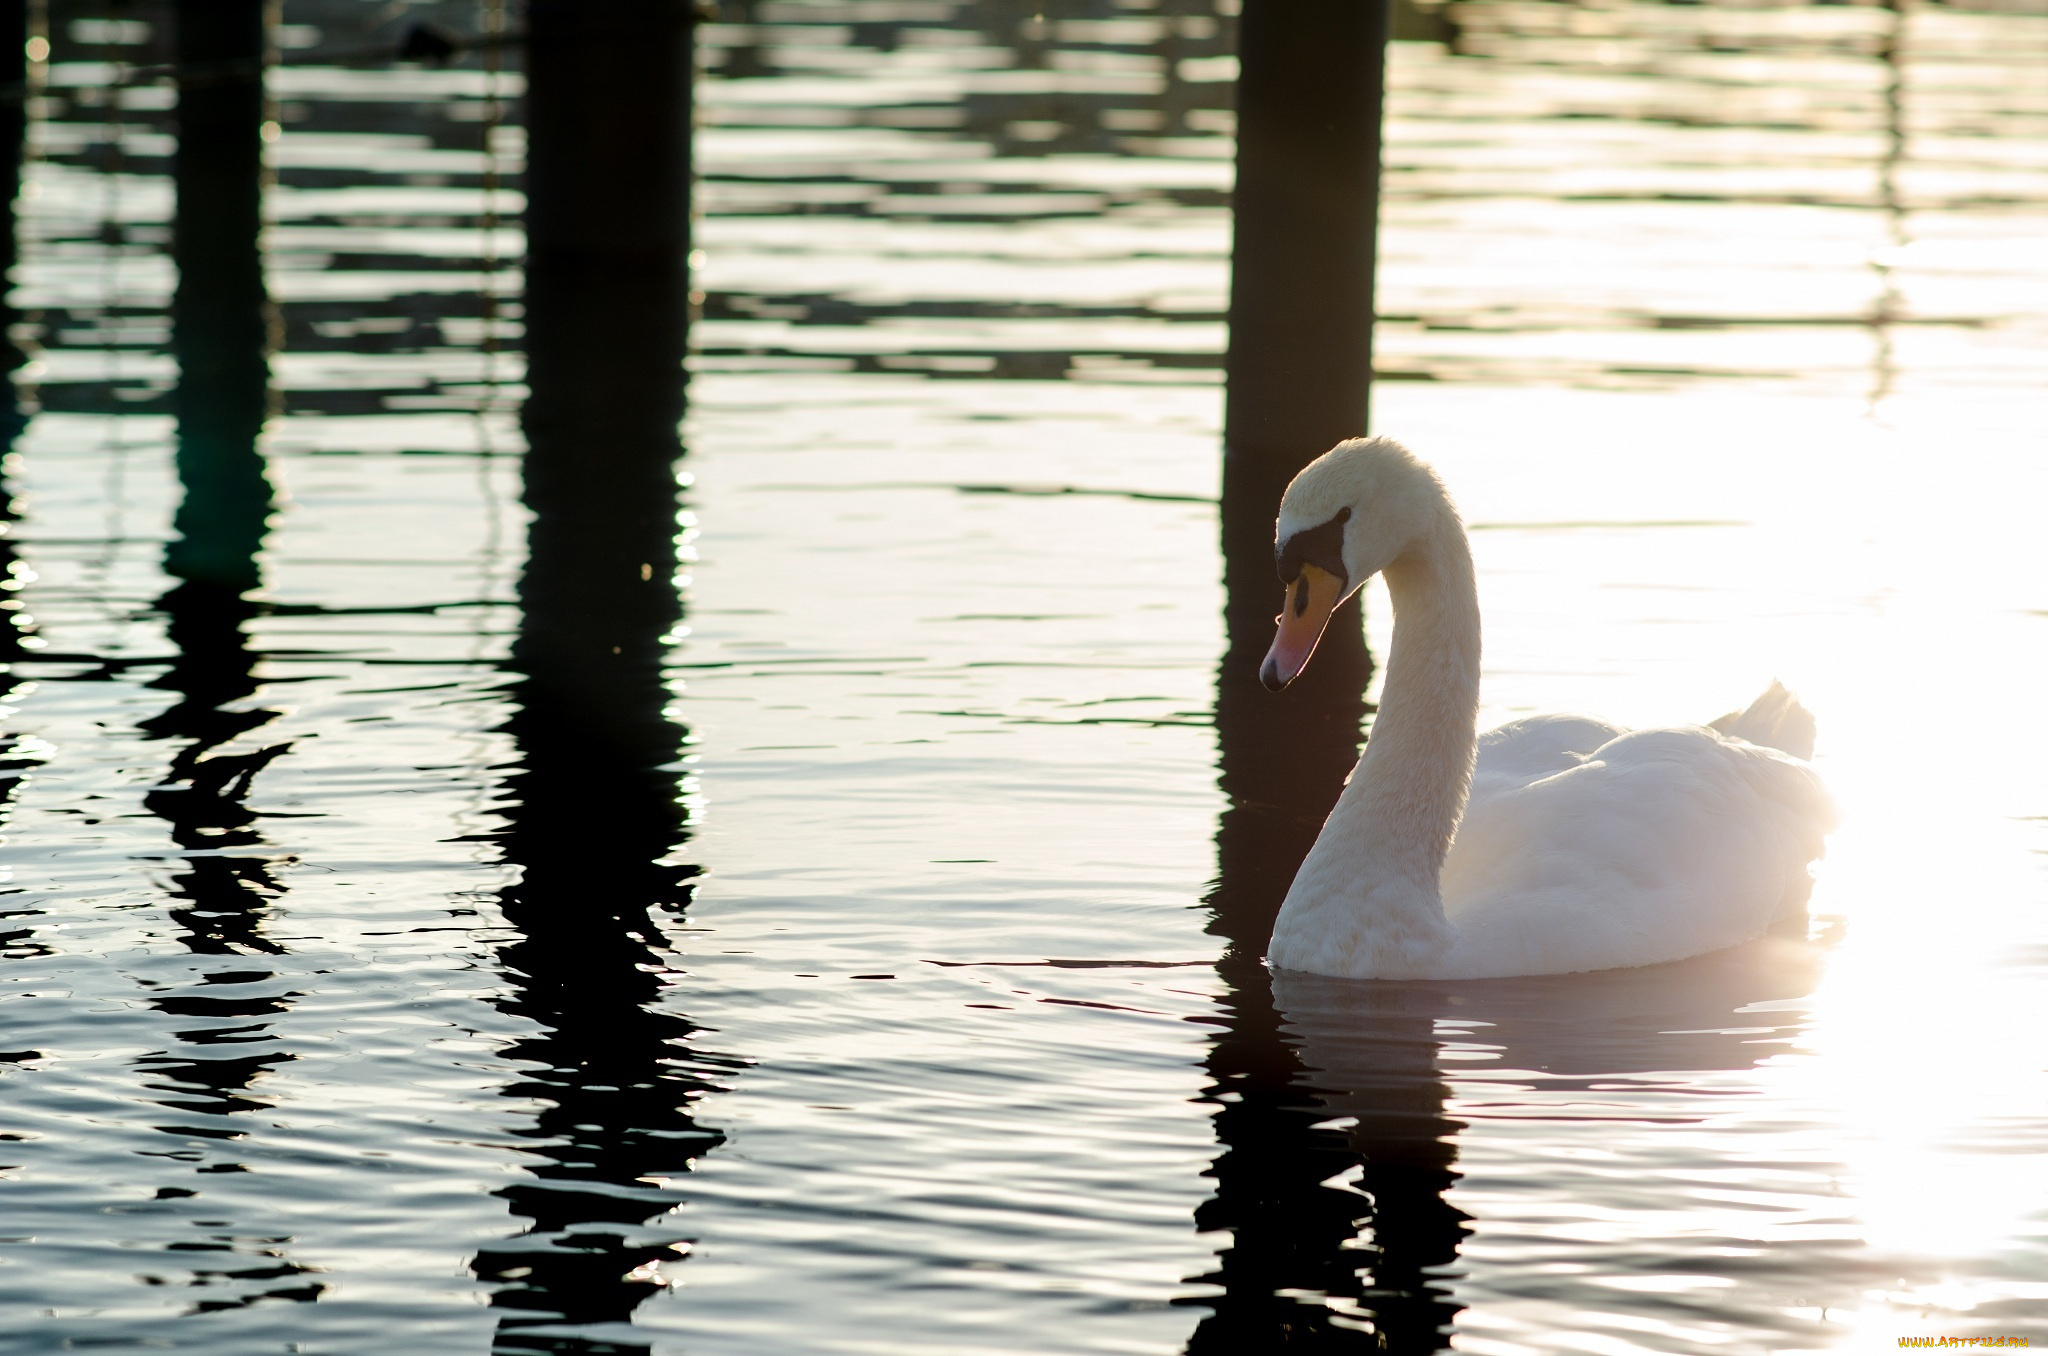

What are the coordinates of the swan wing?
(1440, 725, 1833, 978)
(1475, 713, 1627, 780)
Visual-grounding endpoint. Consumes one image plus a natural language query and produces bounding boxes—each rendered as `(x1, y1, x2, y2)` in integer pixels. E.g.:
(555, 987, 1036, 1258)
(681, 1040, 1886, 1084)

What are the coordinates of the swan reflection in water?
(1262, 933, 1825, 1349)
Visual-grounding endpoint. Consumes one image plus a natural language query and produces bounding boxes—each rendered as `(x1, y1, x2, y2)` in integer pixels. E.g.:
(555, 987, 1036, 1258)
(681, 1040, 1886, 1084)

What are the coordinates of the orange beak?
(1261, 563, 1345, 691)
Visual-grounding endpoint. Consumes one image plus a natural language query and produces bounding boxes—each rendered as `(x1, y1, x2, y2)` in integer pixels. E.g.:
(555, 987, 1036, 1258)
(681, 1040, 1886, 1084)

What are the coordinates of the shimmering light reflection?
(1789, 419, 2048, 1341)
(1358, 387, 2048, 1349)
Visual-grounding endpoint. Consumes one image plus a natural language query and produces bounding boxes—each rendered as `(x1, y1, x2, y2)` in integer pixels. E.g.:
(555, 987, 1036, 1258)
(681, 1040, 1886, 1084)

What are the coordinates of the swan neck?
(1333, 511, 1482, 893)
(1266, 491, 1483, 978)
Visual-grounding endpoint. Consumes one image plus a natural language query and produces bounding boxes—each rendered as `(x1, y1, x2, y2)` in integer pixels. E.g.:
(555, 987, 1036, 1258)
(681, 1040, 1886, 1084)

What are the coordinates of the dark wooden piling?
(167, 0, 273, 595)
(0, 0, 33, 661)
(1221, 0, 1386, 572)
(1193, 4, 1429, 1348)
(518, 0, 694, 739)
(0, 0, 28, 442)
(480, 2, 716, 1335)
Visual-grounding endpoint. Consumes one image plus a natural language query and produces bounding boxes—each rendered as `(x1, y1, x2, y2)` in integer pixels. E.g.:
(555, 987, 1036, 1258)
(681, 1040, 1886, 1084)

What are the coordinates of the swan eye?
(1274, 506, 1352, 587)
(1293, 578, 1309, 617)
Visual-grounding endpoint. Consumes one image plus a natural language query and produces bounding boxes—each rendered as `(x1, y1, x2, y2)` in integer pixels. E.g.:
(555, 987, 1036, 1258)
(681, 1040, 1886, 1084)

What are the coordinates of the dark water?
(2, 1, 2046, 1352)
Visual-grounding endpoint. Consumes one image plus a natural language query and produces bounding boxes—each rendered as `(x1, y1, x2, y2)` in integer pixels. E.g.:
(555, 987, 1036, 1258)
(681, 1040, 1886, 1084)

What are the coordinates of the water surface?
(2, 1, 2046, 1352)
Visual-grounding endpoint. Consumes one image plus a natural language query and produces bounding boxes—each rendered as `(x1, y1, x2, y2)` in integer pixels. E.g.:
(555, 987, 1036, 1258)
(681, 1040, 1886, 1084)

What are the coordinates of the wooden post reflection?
(1265, 977, 1467, 1350)
(1194, 604, 1386, 1354)
(145, 0, 287, 955)
(125, 0, 301, 1215)
(476, 4, 722, 1346)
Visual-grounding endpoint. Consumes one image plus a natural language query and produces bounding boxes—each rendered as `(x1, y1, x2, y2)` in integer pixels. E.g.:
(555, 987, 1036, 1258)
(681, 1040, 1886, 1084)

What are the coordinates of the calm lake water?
(4, 1, 2047, 1352)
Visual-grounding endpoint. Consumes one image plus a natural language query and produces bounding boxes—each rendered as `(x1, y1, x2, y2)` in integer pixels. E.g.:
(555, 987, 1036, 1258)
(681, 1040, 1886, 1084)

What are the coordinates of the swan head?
(1262, 437, 1448, 691)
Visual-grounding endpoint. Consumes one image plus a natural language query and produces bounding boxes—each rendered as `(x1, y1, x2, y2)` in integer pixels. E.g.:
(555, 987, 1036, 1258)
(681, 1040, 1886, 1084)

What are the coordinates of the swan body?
(1260, 438, 1834, 981)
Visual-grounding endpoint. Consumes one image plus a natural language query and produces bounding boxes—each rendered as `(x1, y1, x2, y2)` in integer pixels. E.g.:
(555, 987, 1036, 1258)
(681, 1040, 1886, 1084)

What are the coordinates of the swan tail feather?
(1708, 680, 1816, 761)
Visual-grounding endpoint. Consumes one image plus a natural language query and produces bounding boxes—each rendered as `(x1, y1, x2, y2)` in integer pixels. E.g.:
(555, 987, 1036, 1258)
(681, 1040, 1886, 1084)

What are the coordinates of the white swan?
(1260, 437, 1835, 981)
